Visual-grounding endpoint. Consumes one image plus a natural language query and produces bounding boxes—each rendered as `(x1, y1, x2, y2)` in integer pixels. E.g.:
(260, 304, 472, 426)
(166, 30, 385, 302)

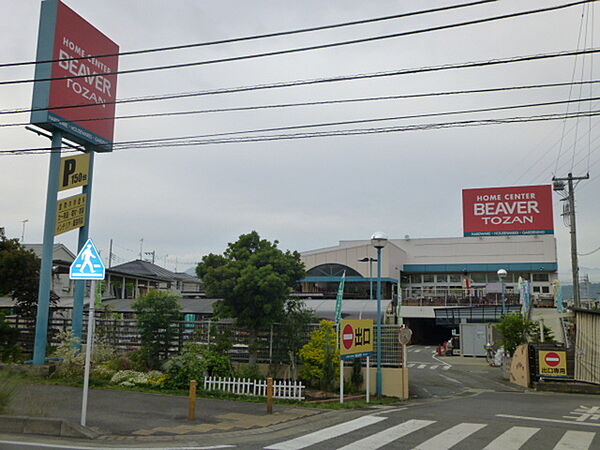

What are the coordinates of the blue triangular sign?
(70, 239, 105, 280)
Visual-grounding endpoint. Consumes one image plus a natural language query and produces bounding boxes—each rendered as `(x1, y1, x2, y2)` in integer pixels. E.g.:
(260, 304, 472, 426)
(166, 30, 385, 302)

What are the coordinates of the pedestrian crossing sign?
(70, 239, 105, 280)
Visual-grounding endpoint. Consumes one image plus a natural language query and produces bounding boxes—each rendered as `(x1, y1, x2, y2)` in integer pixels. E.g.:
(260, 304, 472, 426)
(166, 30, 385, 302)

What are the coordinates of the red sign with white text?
(31, 0, 118, 150)
(463, 185, 554, 236)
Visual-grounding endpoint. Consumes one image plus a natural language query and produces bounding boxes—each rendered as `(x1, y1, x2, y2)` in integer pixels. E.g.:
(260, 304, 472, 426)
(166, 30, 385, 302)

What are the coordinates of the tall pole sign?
(31, 0, 118, 365)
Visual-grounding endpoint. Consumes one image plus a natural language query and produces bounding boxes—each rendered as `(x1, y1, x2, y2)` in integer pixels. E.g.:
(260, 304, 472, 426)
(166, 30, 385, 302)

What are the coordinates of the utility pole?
(144, 250, 156, 264)
(108, 239, 113, 268)
(553, 172, 589, 308)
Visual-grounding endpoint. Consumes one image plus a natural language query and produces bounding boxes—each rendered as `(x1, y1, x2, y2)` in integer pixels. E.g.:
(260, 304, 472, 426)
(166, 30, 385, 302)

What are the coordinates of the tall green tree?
(132, 290, 182, 368)
(0, 230, 43, 319)
(197, 231, 305, 364)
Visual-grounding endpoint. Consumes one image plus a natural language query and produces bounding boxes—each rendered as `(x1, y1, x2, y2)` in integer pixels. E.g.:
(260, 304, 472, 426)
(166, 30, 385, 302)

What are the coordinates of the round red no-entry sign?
(342, 324, 354, 350)
(544, 352, 561, 367)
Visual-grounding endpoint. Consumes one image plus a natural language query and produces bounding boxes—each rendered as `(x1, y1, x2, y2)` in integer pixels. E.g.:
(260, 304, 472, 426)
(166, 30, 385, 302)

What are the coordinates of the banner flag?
(334, 271, 346, 324)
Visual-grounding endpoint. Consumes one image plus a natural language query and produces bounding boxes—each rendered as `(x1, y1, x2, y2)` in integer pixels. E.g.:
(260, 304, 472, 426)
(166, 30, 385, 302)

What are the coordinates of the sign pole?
(33, 130, 62, 365)
(81, 279, 96, 427)
(366, 356, 370, 403)
(339, 359, 344, 404)
(72, 149, 95, 343)
(402, 343, 409, 399)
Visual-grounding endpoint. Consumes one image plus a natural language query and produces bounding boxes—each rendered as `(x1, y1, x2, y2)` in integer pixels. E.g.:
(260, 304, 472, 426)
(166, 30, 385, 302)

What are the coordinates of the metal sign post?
(69, 238, 105, 427)
(398, 328, 413, 400)
(339, 320, 374, 404)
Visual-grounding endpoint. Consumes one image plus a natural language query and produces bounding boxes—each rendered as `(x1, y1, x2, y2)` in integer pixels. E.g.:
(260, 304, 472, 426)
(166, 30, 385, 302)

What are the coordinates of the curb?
(0, 415, 99, 439)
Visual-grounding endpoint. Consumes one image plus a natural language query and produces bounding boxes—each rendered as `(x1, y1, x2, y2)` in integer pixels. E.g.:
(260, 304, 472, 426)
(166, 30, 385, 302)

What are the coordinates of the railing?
(203, 376, 305, 400)
(5, 317, 404, 367)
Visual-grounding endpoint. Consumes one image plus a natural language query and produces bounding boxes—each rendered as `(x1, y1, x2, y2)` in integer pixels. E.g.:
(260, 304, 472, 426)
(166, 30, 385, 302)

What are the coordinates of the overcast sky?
(1, 0, 599, 281)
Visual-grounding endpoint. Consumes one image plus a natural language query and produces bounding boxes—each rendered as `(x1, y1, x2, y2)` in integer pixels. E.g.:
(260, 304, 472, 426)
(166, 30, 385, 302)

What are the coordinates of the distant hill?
(560, 282, 600, 300)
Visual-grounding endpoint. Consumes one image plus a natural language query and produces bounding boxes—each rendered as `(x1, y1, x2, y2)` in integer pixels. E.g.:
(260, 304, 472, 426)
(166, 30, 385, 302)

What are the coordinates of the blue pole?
(72, 149, 95, 342)
(376, 247, 382, 396)
(501, 280, 506, 316)
(33, 130, 62, 365)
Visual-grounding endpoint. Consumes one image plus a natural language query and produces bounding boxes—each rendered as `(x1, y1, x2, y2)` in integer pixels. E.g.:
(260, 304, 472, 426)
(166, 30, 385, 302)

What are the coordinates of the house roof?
(173, 272, 203, 284)
(24, 243, 76, 262)
(109, 259, 176, 282)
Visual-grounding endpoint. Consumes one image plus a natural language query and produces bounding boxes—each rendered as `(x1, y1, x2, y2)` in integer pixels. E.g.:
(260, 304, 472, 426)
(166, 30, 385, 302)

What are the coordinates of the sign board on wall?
(31, 0, 119, 151)
(538, 350, 568, 377)
(339, 319, 374, 360)
(463, 185, 554, 236)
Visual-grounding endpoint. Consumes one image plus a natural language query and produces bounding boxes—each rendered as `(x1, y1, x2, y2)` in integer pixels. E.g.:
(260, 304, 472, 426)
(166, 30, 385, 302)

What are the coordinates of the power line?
(3, 88, 599, 130)
(0, 0, 497, 69)
(4, 110, 599, 156)
(1, 1, 596, 86)
(9, 96, 600, 154)
(2, 47, 600, 118)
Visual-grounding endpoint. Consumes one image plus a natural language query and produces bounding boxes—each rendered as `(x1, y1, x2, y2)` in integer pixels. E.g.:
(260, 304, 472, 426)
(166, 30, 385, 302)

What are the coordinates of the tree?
(277, 299, 314, 380)
(196, 231, 305, 364)
(132, 290, 182, 368)
(299, 320, 339, 390)
(0, 231, 44, 319)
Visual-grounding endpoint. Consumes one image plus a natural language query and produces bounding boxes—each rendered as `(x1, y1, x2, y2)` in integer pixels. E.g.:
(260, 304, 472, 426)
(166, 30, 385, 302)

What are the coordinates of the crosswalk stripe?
(430, 365, 438, 370)
(264, 416, 387, 450)
(337, 419, 435, 450)
(408, 363, 415, 368)
(553, 430, 596, 450)
(413, 423, 487, 450)
(417, 364, 427, 369)
(442, 365, 451, 370)
(482, 426, 540, 449)
(414, 349, 422, 353)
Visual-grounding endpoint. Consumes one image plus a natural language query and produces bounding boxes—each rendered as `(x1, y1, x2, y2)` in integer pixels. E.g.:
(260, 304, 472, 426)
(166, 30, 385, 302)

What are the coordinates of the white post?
(366, 356, 370, 403)
(81, 279, 96, 427)
(340, 358, 344, 404)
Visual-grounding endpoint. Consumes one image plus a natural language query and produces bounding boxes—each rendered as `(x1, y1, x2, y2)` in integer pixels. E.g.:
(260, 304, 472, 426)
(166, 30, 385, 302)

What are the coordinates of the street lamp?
(20, 219, 29, 243)
(371, 231, 387, 396)
(497, 268, 507, 315)
(358, 257, 377, 300)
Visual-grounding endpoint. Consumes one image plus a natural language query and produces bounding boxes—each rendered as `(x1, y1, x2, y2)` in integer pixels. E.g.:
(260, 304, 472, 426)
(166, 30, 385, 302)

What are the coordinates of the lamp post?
(497, 269, 507, 315)
(371, 232, 387, 396)
(20, 219, 29, 243)
(358, 257, 377, 300)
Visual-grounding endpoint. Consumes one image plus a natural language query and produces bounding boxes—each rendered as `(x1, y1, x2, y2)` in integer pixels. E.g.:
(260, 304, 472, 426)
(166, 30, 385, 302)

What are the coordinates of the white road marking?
(0, 443, 233, 450)
(442, 365, 451, 370)
(429, 365, 439, 370)
(417, 364, 427, 369)
(408, 363, 415, 368)
(497, 414, 600, 428)
(553, 430, 596, 449)
(414, 349, 422, 353)
(438, 373, 463, 385)
(413, 423, 486, 450)
(431, 353, 452, 368)
(337, 419, 435, 450)
(482, 426, 540, 449)
(265, 416, 387, 450)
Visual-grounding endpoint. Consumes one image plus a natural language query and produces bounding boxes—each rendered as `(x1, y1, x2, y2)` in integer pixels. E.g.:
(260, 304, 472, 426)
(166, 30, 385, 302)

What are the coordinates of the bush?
(52, 330, 118, 379)
(92, 366, 116, 381)
(110, 370, 164, 387)
(299, 320, 339, 391)
(162, 343, 207, 389)
(236, 363, 263, 380)
(0, 311, 20, 362)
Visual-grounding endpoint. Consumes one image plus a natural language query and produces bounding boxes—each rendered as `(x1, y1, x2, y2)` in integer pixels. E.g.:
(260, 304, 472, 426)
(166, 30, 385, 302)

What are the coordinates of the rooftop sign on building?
(31, 0, 119, 151)
(462, 185, 554, 237)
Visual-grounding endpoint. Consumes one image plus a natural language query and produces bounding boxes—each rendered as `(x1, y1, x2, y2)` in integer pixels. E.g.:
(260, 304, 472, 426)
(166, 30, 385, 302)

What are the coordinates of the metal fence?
(6, 316, 403, 367)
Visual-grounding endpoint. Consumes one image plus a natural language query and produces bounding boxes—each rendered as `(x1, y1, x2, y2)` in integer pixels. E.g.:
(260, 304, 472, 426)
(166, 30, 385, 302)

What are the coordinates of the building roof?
(100, 297, 219, 314)
(303, 299, 394, 320)
(109, 259, 176, 282)
(24, 243, 76, 262)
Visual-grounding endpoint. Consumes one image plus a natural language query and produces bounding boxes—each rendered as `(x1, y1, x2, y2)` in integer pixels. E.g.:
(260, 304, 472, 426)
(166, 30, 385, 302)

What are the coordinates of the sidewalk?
(5, 383, 324, 442)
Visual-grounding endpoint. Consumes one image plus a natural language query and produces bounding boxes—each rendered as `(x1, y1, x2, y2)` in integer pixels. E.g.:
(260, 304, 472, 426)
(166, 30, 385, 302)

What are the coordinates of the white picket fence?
(203, 376, 305, 400)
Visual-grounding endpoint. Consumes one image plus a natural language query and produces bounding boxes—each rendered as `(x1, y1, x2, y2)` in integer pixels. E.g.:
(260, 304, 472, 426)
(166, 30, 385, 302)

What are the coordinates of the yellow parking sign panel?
(340, 319, 374, 360)
(538, 350, 568, 377)
(55, 193, 87, 236)
(59, 153, 90, 192)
